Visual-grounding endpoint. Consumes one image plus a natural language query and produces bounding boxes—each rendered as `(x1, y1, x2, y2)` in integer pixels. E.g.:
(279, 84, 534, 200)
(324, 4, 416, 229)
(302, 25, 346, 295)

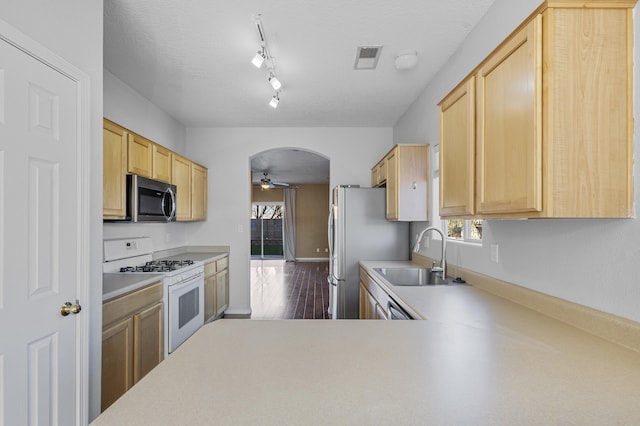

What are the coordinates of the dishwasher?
(388, 298, 414, 320)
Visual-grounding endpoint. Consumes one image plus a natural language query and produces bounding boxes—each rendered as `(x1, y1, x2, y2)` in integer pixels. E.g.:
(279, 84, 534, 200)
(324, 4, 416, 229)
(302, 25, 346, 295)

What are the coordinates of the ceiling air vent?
(354, 45, 383, 70)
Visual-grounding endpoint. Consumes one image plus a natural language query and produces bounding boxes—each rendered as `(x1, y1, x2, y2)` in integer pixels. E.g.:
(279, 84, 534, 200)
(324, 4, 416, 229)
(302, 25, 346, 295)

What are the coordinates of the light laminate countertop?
(102, 250, 228, 301)
(93, 315, 640, 424)
(102, 273, 164, 302)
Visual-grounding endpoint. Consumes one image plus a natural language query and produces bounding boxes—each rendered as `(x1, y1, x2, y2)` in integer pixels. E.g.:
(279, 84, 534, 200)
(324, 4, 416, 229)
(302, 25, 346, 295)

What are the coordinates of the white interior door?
(0, 30, 87, 424)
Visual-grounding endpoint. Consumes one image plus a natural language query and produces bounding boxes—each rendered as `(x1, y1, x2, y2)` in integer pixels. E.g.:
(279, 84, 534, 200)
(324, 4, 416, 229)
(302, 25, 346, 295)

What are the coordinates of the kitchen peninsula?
(93, 286, 640, 424)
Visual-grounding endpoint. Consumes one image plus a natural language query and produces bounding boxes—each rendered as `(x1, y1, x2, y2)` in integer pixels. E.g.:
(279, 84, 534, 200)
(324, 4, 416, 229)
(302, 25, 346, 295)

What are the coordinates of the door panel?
(0, 34, 82, 425)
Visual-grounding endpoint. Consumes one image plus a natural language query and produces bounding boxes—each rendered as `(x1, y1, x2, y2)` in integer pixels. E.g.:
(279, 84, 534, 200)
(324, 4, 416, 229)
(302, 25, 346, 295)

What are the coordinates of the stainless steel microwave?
(128, 175, 177, 222)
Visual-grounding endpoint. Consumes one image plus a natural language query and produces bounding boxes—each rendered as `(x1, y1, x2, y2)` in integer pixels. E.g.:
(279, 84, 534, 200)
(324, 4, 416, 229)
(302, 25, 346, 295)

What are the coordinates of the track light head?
(269, 93, 280, 108)
(251, 48, 265, 68)
(269, 73, 282, 91)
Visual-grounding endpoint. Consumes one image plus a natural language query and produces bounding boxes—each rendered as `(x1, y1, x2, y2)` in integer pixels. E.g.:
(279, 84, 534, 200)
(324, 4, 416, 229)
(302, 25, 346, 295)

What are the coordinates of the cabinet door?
(172, 154, 192, 220)
(385, 149, 398, 220)
(374, 303, 388, 320)
(476, 17, 542, 215)
(133, 302, 163, 383)
(215, 269, 229, 317)
(101, 318, 133, 412)
(152, 144, 172, 183)
(191, 163, 207, 221)
(440, 77, 475, 217)
(358, 283, 380, 320)
(359, 283, 368, 319)
(128, 134, 153, 177)
(103, 120, 128, 219)
(204, 273, 216, 322)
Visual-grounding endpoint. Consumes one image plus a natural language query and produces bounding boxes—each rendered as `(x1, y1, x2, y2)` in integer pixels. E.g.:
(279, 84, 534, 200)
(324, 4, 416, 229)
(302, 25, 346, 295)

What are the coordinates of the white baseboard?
(295, 257, 329, 262)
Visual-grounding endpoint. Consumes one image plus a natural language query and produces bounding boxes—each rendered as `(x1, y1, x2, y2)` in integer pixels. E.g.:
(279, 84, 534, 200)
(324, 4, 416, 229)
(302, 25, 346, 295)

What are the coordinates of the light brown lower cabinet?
(359, 267, 391, 321)
(101, 282, 163, 412)
(204, 255, 229, 322)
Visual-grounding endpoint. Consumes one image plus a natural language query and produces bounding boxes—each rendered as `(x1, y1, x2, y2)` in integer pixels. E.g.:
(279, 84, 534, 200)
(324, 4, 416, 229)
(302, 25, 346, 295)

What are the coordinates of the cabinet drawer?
(216, 256, 228, 271)
(204, 261, 216, 277)
(103, 282, 163, 327)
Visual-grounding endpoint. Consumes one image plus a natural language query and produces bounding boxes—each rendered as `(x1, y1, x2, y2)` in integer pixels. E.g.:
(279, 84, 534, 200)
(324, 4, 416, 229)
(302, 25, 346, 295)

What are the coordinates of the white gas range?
(103, 237, 205, 356)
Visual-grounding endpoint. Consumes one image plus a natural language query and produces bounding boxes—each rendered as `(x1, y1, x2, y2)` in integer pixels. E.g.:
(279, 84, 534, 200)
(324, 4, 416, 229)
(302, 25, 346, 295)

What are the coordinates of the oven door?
(168, 273, 204, 353)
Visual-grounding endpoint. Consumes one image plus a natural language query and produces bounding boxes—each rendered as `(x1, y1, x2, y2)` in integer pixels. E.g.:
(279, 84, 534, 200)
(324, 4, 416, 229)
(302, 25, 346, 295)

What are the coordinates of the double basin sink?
(373, 267, 456, 286)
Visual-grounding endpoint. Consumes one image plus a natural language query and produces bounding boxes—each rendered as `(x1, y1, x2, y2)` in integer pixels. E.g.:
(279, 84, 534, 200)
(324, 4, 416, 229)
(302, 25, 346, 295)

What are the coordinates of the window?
(446, 219, 482, 242)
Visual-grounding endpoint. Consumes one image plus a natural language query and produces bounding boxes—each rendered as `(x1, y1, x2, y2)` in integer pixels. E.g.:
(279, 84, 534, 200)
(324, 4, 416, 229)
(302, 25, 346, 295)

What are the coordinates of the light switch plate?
(490, 244, 499, 263)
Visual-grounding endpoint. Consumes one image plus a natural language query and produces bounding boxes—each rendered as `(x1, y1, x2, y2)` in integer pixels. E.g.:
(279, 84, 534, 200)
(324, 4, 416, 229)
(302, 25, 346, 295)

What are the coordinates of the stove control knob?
(60, 300, 82, 316)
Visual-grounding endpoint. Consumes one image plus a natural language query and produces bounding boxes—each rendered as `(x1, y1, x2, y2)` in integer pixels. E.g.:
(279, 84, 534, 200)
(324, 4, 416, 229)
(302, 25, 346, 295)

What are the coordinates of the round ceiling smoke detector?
(394, 50, 418, 71)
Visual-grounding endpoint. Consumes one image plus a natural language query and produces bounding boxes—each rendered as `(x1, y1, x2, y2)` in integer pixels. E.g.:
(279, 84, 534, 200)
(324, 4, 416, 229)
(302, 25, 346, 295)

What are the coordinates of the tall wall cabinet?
(439, 0, 636, 219)
(103, 118, 208, 221)
(371, 144, 430, 221)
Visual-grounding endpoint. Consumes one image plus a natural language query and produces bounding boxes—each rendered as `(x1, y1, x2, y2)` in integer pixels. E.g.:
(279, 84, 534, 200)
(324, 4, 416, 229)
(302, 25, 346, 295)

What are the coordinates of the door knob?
(60, 300, 82, 316)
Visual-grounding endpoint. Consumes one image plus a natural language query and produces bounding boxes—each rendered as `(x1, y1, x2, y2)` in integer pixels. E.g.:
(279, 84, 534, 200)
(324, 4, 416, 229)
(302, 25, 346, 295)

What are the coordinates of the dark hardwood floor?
(250, 260, 330, 319)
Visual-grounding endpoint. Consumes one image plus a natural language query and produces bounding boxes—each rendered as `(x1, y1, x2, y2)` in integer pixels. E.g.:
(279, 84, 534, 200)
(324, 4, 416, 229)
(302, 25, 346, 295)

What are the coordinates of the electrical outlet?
(325, 248, 328, 252)
(238, 224, 243, 233)
(490, 244, 499, 263)
(316, 248, 320, 253)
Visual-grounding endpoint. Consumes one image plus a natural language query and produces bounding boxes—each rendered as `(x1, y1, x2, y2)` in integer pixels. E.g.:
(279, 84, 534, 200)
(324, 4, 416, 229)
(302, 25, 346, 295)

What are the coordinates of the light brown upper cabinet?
(128, 133, 153, 178)
(152, 144, 172, 183)
(440, 76, 476, 218)
(372, 144, 429, 221)
(171, 153, 192, 220)
(191, 162, 208, 221)
(129, 134, 172, 183)
(439, 0, 635, 218)
(171, 154, 208, 221)
(103, 119, 129, 219)
(370, 156, 387, 187)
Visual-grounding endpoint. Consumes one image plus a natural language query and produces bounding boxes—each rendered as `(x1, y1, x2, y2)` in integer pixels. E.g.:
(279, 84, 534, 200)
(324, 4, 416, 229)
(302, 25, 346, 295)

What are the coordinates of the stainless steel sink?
(373, 267, 451, 286)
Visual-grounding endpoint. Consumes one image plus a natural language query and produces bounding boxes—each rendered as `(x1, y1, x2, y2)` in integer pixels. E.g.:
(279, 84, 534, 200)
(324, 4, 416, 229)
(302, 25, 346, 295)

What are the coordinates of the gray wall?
(396, 0, 640, 323)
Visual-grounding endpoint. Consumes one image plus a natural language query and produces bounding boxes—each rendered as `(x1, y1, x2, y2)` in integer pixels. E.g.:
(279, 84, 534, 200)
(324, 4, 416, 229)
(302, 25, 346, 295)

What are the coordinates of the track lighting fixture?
(251, 47, 266, 68)
(252, 16, 284, 107)
(269, 93, 280, 108)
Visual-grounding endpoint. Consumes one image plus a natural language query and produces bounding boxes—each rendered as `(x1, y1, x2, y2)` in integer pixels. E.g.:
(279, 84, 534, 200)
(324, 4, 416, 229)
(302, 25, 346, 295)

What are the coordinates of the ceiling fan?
(260, 172, 289, 189)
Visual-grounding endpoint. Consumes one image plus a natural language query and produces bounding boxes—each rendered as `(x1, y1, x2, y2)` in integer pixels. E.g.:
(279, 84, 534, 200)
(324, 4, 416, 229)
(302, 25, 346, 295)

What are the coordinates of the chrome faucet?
(413, 226, 446, 280)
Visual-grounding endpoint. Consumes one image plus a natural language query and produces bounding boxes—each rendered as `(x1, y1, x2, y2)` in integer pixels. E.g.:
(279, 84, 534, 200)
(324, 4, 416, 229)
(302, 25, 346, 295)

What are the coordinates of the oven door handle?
(168, 273, 204, 292)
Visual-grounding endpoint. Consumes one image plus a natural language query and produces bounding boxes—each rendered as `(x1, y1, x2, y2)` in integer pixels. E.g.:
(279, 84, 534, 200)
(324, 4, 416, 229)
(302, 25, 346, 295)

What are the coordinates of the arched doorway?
(249, 148, 331, 319)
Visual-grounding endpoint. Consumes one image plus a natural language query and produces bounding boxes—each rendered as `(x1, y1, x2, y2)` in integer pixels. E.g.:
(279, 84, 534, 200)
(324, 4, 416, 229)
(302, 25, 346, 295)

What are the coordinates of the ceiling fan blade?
(272, 181, 289, 187)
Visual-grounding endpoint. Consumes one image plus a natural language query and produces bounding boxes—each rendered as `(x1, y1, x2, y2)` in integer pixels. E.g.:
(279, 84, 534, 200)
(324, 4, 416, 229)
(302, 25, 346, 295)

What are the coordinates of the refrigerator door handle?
(327, 204, 340, 284)
(327, 205, 335, 259)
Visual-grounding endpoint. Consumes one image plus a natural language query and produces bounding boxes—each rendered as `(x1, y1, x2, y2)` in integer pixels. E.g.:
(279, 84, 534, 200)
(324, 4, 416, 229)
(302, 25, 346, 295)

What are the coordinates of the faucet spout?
(413, 226, 446, 280)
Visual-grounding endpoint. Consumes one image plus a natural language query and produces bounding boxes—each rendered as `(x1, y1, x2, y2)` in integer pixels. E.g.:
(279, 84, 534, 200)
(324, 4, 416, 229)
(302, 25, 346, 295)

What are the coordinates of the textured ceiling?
(104, 0, 496, 128)
(250, 149, 329, 185)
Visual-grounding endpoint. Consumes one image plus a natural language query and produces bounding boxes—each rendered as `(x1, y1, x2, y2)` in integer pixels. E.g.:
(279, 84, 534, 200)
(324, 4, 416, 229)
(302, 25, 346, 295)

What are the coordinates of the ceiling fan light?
(269, 94, 279, 108)
(260, 182, 271, 189)
(251, 50, 265, 68)
(269, 75, 282, 90)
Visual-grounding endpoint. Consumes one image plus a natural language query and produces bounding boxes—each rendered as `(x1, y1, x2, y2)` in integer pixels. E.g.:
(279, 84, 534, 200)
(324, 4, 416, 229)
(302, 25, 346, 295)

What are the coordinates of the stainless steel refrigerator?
(328, 185, 410, 319)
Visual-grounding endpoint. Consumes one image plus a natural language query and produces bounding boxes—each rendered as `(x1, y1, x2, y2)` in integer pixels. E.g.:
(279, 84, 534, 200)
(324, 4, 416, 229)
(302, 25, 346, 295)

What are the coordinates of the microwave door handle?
(169, 188, 176, 220)
(162, 188, 176, 222)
